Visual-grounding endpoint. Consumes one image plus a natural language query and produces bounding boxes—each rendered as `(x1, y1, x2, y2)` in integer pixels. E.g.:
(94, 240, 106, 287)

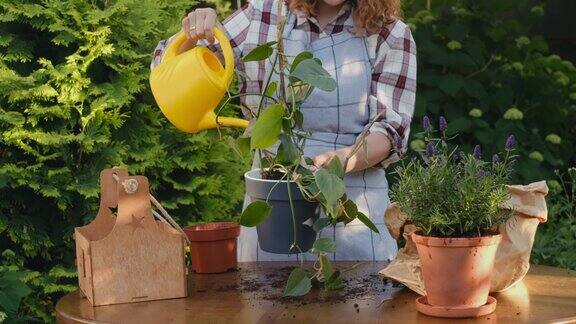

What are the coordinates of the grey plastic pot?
(244, 169, 319, 254)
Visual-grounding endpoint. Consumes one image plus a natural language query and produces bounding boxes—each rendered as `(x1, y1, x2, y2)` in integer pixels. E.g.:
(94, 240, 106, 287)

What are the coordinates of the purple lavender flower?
(439, 116, 447, 133)
(423, 115, 431, 132)
(453, 150, 467, 162)
(425, 143, 436, 157)
(453, 151, 460, 161)
(492, 154, 500, 163)
(473, 145, 482, 159)
(477, 169, 491, 178)
(505, 135, 516, 151)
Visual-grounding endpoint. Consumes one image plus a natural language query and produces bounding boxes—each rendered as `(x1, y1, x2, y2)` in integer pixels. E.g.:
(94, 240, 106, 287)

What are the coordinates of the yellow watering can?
(150, 28, 249, 133)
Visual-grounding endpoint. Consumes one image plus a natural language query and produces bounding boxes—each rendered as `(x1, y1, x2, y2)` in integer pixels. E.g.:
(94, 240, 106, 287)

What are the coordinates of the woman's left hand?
(312, 148, 351, 171)
(312, 132, 392, 174)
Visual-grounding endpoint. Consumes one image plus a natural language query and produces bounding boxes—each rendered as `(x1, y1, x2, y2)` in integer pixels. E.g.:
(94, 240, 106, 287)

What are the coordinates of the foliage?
(403, 0, 576, 184)
(234, 14, 378, 296)
(532, 168, 576, 270)
(391, 116, 515, 237)
(0, 266, 32, 323)
(0, 0, 243, 321)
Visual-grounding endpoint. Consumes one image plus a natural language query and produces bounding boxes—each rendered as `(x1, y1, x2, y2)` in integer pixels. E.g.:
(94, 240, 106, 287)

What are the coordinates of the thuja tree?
(404, 0, 576, 183)
(0, 0, 243, 321)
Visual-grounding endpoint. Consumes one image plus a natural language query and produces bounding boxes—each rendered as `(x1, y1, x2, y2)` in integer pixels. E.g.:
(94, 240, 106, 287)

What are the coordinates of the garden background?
(0, 0, 574, 322)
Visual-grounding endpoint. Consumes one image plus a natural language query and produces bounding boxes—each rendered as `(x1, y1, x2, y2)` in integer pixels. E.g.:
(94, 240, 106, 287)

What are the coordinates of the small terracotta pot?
(412, 232, 501, 309)
(184, 222, 240, 274)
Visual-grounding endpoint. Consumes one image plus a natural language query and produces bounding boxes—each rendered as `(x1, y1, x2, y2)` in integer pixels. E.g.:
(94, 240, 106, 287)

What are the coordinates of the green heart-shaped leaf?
(242, 41, 277, 62)
(356, 212, 379, 233)
(339, 199, 357, 223)
(325, 270, 343, 291)
(291, 58, 336, 91)
(290, 51, 313, 72)
(312, 218, 331, 232)
(240, 201, 272, 227)
(311, 238, 337, 253)
(283, 268, 311, 297)
(288, 80, 312, 103)
(250, 104, 284, 149)
(293, 109, 304, 128)
(319, 254, 343, 290)
(276, 134, 300, 164)
(265, 81, 278, 97)
(325, 156, 345, 179)
(315, 169, 345, 208)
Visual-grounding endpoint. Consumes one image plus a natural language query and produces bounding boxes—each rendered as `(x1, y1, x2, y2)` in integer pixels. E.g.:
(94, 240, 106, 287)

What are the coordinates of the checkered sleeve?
(150, 3, 255, 70)
(367, 23, 417, 168)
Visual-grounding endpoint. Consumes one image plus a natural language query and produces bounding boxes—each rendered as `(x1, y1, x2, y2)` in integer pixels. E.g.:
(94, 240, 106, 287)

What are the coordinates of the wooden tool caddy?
(74, 168, 187, 306)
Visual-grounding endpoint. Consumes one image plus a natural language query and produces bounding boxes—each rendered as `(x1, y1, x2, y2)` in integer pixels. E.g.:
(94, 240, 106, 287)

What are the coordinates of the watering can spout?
(196, 113, 249, 133)
(149, 27, 249, 133)
(217, 116, 250, 129)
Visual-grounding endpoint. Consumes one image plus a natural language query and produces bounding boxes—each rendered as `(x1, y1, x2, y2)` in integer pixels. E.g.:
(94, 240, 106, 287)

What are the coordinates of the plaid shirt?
(151, 0, 416, 167)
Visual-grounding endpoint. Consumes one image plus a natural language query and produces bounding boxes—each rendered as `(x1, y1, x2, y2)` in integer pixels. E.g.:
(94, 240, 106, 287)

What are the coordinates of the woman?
(151, 0, 416, 262)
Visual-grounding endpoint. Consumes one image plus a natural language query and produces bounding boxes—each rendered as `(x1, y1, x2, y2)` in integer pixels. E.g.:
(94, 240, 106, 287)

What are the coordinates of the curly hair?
(288, 0, 402, 33)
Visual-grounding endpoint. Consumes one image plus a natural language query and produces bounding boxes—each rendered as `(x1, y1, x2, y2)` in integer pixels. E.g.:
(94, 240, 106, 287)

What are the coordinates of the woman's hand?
(312, 148, 351, 171)
(178, 8, 222, 53)
(312, 132, 392, 174)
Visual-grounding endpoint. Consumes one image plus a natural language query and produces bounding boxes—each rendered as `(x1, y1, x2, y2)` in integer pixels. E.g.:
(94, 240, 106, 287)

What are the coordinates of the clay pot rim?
(412, 231, 501, 247)
(184, 222, 240, 242)
(186, 221, 239, 232)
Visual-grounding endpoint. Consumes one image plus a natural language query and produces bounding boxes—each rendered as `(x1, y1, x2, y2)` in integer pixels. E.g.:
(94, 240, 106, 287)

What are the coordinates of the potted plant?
(184, 222, 240, 274)
(221, 14, 380, 295)
(390, 116, 517, 318)
(238, 39, 344, 254)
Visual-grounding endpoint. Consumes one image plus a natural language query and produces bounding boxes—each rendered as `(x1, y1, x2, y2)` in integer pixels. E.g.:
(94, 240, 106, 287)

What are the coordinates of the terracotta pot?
(184, 222, 240, 274)
(412, 232, 501, 308)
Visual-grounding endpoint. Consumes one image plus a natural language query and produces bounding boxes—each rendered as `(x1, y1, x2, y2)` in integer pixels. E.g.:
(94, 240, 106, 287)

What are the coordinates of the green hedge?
(531, 168, 576, 270)
(404, 0, 576, 184)
(0, 0, 243, 321)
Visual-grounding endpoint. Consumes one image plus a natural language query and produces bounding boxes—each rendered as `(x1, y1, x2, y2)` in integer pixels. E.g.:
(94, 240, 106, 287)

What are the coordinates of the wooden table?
(56, 262, 576, 323)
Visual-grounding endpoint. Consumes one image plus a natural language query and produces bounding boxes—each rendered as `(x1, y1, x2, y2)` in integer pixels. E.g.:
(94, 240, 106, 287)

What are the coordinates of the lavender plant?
(391, 116, 516, 237)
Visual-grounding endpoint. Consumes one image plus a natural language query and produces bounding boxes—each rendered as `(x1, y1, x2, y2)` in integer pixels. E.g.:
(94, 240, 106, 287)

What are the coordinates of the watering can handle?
(162, 27, 234, 89)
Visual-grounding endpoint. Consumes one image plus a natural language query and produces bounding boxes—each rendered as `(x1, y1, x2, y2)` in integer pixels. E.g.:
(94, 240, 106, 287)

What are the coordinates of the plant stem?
(276, 0, 287, 103)
(343, 111, 385, 172)
(466, 55, 494, 79)
(256, 54, 279, 118)
(286, 176, 300, 253)
(215, 92, 278, 121)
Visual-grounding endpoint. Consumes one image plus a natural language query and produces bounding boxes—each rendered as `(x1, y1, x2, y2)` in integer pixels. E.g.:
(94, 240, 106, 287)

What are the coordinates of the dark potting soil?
(261, 169, 286, 180)
(217, 265, 404, 306)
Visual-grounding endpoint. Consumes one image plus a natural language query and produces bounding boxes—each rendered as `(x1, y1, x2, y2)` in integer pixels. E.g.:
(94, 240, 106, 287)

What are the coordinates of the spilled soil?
(212, 264, 405, 306)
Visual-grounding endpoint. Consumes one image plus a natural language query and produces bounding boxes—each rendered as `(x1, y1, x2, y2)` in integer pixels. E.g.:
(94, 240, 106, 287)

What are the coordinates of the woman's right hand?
(182, 8, 221, 44)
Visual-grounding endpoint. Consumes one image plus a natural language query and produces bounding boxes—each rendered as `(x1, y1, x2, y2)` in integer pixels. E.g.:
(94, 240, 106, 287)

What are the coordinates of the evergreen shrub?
(0, 0, 243, 321)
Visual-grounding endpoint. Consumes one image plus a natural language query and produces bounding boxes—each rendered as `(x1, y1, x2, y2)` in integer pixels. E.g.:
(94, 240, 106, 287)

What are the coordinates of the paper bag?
(379, 181, 548, 294)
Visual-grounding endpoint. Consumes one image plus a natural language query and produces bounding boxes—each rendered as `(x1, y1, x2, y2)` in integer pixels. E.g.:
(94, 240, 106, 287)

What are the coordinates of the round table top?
(56, 262, 576, 324)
